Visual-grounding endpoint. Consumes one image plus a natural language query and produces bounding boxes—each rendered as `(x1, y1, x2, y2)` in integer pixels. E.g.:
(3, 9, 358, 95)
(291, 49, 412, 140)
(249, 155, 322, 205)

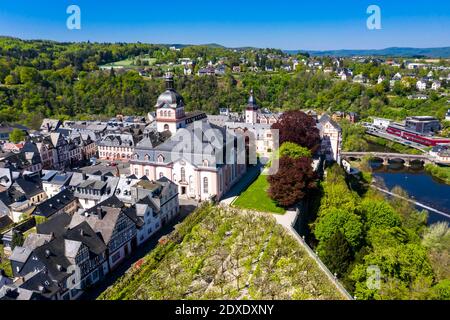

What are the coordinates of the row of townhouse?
(2, 117, 147, 175)
(0, 174, 179, 300)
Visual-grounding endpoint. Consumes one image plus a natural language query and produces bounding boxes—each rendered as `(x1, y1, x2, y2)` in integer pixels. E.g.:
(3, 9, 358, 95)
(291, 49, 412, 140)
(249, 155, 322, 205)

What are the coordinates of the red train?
(386, 125, 450, 147)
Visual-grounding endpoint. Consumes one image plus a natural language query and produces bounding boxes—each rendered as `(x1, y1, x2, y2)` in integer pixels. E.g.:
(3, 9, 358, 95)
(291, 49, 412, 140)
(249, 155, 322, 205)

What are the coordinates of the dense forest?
(311, 165, 450, 299)
(0, 37, 449, 130)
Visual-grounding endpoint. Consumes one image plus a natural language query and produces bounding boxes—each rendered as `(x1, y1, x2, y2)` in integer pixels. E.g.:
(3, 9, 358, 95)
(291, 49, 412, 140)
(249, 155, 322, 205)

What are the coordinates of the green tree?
(319, 231, 352, 277)
(314, 208, 363, 249)
(358, 199, 401, 231)
(11, 231, 24, 250)
(9, 128, 25, 143)
(431, 279, 450, 300)
(277, 142, 311, 159)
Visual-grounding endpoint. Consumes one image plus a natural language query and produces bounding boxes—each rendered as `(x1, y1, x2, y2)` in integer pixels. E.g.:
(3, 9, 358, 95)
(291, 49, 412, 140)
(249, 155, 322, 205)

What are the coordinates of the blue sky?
(0, 0, 449, 50)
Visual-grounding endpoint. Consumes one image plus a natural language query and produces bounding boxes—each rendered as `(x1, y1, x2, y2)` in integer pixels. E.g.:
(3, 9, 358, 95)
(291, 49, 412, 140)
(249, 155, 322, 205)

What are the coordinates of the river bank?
(424, 163, 450, 185)
(370, 162, 450, 224)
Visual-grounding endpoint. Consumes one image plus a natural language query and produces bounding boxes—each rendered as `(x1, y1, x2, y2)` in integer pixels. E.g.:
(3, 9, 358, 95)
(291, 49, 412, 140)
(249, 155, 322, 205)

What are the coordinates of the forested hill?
(0, 37, 449, 130)
(285, 47, 450, 58)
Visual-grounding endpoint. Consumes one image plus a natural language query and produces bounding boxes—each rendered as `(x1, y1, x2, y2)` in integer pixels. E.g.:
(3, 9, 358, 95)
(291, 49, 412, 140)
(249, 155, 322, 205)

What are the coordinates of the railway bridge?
(341, 152, 433, 166)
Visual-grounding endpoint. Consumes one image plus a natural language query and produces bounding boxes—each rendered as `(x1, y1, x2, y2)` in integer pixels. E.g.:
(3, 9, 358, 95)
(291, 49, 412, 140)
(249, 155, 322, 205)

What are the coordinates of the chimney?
(96, 206, 104, 219)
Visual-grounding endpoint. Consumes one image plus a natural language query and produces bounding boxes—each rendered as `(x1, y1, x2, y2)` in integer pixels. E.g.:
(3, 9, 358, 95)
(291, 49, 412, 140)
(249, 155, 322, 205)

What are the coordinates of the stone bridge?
(341, 152, 433, 166)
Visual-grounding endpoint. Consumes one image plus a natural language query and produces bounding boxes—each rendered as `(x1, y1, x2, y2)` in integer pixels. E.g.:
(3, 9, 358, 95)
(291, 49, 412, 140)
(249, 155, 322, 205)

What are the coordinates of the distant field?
(99, 205, 344, 300)
(233, 174, 285, 214)
(100, 57, 157, 68)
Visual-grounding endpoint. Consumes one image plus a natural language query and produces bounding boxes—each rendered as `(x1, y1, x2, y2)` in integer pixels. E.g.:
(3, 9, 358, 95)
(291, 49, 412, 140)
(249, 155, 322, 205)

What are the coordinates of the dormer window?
(157, 154, 164, 163)
(144, 154, 150, 160)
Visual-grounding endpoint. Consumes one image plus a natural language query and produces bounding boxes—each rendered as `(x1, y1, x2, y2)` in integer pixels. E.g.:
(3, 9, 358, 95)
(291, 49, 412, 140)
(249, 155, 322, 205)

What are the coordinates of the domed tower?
(155, 73, 186, 135)
(245, 89, 259, 124)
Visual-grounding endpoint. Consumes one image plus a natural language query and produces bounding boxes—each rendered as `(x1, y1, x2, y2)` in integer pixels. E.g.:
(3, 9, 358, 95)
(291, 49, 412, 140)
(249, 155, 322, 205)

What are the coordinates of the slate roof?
(14, 177, 44, 198)
(33, 189, 76, 218)
(33, 238, 73, 282)
(0, 215, 13, 231)
(64, 221, 107, 256)
(22, 233, 53, 251)
(9, 246, 33, 264)
(19, 270, 60, 299)
(0, 285, 44, 300)
(36, 212, 72, 237)
(318, 113, 341, 131)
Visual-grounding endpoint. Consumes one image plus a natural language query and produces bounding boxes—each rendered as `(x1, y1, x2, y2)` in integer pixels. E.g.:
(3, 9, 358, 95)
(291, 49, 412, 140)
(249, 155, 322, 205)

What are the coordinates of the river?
(364, 141, 450, 224)
(370, 161, 450, 224)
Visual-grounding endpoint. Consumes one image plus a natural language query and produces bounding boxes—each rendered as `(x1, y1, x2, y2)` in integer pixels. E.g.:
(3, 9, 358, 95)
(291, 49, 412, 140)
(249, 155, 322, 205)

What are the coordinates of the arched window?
(180, 167, 185, 182)
(133, 153, 139, 160)
(164, 124, 169, 131)
(168, 110, 172, 117)
(144, 154, 149, 160)
(145, 169, 149, 177)
(173, 173, 177, 182)
(159, 172, 164, 178)
(157, 154, 164, 162)
(203, 177, 208, 194)
(160, 110, 164, 117)
(163, 110, 168, 117)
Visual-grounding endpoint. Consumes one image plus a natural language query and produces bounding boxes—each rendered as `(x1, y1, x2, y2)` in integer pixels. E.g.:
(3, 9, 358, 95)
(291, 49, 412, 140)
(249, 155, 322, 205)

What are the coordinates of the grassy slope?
(233, 174, 285, 214)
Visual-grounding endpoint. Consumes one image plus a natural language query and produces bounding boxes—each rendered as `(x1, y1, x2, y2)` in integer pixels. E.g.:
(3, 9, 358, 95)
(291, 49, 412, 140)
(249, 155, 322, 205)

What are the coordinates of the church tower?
(245, 89, 258, 124)
(155, 73, 186, 135)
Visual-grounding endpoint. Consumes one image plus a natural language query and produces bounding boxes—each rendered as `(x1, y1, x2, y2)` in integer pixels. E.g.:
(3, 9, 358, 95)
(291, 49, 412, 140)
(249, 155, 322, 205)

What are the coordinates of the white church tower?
(245, 89, 258, 124)
(155, 73, 186, 135)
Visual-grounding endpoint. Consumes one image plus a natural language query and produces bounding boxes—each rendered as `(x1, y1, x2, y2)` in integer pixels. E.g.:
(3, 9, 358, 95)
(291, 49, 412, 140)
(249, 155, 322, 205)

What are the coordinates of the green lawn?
(425, 164, 450, 185)
(233, 174, 285, 214)
(101, 57, 157, 68)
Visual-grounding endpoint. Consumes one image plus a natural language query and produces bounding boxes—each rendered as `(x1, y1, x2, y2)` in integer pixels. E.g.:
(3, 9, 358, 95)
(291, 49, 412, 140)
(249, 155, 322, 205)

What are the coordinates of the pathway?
(272, 209, 353, 300)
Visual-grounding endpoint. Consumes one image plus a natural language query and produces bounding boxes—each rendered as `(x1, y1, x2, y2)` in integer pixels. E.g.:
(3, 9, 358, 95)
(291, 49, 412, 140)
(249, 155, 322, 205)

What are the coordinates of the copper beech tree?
(267, 156, 317, 208)
(271, 110, 321, 152)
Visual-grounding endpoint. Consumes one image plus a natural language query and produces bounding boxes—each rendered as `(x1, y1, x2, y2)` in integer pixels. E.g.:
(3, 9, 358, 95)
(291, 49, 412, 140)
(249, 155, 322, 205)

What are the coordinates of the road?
(80, 198, 199, 300)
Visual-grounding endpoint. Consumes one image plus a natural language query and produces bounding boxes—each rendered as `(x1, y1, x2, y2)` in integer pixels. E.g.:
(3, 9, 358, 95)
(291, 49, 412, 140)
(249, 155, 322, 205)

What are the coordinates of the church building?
(129, 74, 246, 201)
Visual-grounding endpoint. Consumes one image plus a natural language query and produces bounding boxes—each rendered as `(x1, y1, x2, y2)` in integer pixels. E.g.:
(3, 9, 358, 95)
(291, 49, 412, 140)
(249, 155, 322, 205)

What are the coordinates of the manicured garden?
(99, 204, 344, 300)
(233, 174, 285, 214)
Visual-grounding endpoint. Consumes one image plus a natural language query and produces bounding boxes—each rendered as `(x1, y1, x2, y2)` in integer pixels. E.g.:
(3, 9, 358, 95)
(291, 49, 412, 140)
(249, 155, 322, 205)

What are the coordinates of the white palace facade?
(129, 74, 246, 201)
